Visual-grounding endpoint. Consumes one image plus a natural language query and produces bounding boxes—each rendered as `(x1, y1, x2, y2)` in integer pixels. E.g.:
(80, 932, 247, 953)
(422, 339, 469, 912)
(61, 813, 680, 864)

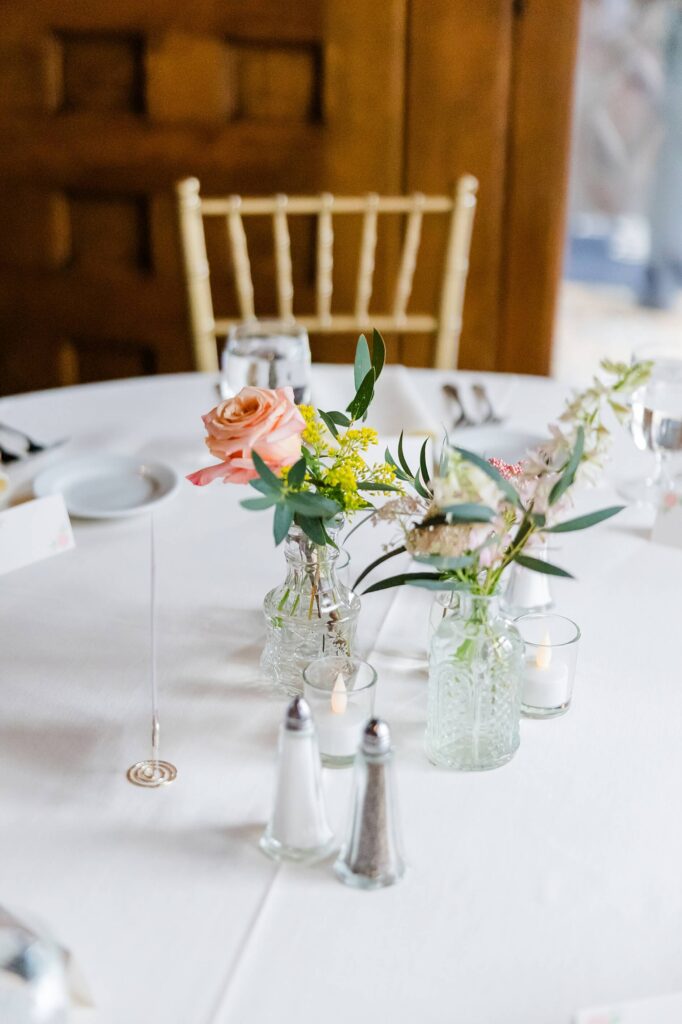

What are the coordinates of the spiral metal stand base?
(126, 759, 177, 787)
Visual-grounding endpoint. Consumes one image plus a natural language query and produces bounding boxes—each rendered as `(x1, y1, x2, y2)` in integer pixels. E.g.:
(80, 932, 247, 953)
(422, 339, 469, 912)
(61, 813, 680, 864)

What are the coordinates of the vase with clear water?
(261, 522, 360, 696)
(426, 592, 524, 771)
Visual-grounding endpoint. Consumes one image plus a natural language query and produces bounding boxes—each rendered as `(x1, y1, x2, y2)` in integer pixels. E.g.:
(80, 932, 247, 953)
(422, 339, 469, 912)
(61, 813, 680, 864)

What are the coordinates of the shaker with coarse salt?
(260, 696, 335, 863)
(334, 718, 405, 890)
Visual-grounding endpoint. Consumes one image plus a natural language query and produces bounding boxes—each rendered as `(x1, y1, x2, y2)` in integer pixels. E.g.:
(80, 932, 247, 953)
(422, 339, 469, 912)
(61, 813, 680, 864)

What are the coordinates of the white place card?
(576, 990, 682, 1023)
(652, 491, 682, 550)
(0, 494, 74, 576)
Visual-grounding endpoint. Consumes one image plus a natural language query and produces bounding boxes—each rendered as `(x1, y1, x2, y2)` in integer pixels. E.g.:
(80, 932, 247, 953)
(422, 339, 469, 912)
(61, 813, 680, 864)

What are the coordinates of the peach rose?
(187, 385, 306, 486)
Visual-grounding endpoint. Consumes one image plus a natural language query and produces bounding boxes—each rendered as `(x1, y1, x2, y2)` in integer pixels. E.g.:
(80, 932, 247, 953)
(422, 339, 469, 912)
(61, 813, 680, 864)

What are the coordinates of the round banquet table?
(0, 366, 680, 1024)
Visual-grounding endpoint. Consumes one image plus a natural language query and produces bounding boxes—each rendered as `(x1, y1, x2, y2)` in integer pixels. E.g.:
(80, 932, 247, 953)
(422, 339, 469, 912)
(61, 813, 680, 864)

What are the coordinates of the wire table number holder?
(127, 514, 178, 788)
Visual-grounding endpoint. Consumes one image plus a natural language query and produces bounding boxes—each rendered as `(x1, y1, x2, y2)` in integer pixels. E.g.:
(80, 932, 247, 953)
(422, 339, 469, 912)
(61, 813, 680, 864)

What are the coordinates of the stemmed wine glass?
(619, 378, 682, 506)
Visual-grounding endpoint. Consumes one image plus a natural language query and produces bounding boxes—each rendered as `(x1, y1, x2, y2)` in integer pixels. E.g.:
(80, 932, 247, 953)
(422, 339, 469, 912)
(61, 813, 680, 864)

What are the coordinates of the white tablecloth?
(1, 367, 680, 1024)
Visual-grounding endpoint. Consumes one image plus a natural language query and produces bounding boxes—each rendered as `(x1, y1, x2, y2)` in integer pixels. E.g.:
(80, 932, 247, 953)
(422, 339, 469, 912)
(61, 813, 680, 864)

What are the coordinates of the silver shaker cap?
(285, 696, 313, 732)
(361, 718, 391, 756)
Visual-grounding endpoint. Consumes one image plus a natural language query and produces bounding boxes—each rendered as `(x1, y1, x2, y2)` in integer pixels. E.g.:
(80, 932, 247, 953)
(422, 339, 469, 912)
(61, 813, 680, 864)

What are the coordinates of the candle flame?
(331, 672, 348, 715)
(535, 629, 552, 670)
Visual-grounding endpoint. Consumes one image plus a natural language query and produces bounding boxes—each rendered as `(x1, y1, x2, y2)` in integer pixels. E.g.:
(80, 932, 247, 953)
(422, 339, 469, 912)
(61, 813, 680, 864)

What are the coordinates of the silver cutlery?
(471, 382, 503, 424)
(0, 423, 67, 457)
(0, 444, 21, 464)
(442, 383, 470, 428)
(442, 382, 505, 428)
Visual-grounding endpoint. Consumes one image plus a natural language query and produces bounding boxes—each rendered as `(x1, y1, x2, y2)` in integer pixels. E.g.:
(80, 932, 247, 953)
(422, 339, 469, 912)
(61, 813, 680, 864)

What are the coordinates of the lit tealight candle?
(522, 630, 569, 710)
(314, 672, 366, 761)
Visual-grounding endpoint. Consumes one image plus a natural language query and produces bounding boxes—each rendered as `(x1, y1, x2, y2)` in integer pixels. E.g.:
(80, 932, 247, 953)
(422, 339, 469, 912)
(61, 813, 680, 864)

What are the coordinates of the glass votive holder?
(516, 612, 581, 719)
(303, 655, 377, 768)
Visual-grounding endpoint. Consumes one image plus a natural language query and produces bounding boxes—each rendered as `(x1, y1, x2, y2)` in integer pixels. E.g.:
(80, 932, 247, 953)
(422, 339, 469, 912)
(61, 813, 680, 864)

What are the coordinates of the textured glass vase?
(261, 523, 361, 696)
(426, 593, 523, 770)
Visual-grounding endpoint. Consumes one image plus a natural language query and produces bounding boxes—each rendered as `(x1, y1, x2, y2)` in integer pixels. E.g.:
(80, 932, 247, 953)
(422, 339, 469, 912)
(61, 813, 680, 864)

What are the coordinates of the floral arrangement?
(356, 359, 652, 596)
(188, 331, 399, 545)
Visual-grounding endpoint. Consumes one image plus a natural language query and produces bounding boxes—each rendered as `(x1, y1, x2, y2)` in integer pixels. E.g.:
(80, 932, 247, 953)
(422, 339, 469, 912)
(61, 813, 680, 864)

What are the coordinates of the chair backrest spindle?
(434, 175, 479, 370)
(316, 192, 334, 327)
(393, 192, 425, 326)
(273, 194, 294, 322)
(227, 197, 255, 321)
(355, 192, 379, 323)
(176, 177, 217, 374)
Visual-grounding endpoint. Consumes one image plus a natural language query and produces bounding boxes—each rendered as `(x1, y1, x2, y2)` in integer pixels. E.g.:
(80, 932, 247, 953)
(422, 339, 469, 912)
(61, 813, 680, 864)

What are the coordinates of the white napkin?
(312, 364, 441, 439)
(575, 991, 682, 1023)
(368, 572, 433, 662)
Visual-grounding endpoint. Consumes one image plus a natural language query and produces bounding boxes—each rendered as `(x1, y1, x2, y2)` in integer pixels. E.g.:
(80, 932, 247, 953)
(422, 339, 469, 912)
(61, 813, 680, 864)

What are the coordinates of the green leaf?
(294, 513, 328, 545)
(287, 457, 307, 488)
(419, 438, 431, 488)
(545, 505, 624, 533)
(412, 553, 475, 571)
(240, 495, 278, 510)
(318, 409, 339, 439)
(320, 521, 339, 548)
(397, 431, 414, 477)
(251, 450, 283, 491)
(453, 446, 521, 507)
(371, 328, 386, 380)
(353, 545, 407, 590)
(385, 448, 412, 483)
(513, 554, 574, 578)
(328, 411, 351, 427)
(413, 474, 431, 500)
(548, 426, 584, 506)
(442, 502, 496, 523)
(286, 491, 342, 518)
(249, 478, 278, 496)
(363, 571, 449, 595)
(356, 481, 403, 492)
(354, 334, 371, 391)
(273, 502, 294, 545)
(407, 577, 466, 591)
(347, 366, 376, 421)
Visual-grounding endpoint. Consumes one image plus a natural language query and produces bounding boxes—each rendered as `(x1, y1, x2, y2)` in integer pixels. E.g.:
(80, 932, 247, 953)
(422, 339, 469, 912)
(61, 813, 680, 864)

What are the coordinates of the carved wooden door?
(0, 0, 580, 394)
(0, 1, 406, 393)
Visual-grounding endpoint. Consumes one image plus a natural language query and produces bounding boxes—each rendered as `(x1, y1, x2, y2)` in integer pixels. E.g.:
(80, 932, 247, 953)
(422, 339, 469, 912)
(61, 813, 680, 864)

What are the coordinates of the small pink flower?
(187, 386, 305, 486)
(663, 491, 678, 509)
(488, 457, 524, 480)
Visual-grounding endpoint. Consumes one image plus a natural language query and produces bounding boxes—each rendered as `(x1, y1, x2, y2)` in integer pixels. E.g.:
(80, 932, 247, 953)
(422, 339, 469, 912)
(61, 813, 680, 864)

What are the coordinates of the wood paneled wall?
(0, 0, 579, 395)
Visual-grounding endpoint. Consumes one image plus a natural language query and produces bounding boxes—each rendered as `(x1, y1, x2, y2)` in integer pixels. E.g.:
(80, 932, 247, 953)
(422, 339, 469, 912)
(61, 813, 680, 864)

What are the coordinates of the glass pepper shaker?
(334, 718, 406, 890)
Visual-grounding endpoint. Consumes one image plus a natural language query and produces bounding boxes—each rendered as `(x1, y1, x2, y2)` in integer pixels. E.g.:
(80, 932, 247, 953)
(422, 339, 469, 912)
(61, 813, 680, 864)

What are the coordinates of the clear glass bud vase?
(261, 523, 361, 696)
(426, 592, 523, 771)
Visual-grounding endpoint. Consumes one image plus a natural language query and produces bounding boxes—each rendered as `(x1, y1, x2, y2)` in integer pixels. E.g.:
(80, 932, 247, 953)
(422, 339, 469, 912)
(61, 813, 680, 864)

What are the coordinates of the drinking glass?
(619, 379, 682, 506)
(633, 341, 682, 383)
(220, 320, 311, 403)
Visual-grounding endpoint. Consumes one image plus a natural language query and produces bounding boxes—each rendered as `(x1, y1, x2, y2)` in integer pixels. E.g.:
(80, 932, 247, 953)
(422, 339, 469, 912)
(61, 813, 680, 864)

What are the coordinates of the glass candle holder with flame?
(515, 613, 581, 719)
(303, 656, 377, 767)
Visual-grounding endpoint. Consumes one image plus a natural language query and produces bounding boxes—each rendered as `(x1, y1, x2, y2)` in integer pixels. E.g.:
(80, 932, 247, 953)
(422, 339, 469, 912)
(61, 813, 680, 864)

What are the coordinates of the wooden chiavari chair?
(176, 176, 478, 372)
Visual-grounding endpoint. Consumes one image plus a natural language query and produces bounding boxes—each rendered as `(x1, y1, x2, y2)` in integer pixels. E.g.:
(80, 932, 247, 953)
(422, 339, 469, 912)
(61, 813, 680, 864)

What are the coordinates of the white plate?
(450, 426, 543, 465)
(33, 455, 181, 519)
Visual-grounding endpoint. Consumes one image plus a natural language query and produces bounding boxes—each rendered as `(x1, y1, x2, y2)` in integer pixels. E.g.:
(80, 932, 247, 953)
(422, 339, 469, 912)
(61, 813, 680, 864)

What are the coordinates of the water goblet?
(220, 320, 311, 403)
(619, 379, 682, 506)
